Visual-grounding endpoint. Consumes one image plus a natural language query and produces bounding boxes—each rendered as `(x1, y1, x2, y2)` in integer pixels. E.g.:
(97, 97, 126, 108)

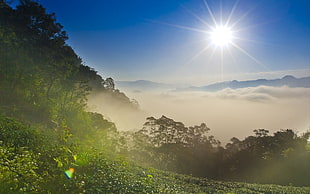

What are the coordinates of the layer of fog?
(87, 91, 148, 131)
(88, 86, 310, 144)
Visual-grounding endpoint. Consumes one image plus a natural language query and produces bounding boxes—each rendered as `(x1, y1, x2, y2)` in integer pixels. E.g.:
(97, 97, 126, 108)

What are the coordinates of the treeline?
(122, 116, 310, 186)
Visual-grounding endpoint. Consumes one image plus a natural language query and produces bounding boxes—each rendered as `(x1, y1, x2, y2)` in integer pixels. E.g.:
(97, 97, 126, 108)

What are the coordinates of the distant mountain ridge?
(115, 80, 189, 92)
(116, 76, 310, 92)
(177, 75, 310, 92)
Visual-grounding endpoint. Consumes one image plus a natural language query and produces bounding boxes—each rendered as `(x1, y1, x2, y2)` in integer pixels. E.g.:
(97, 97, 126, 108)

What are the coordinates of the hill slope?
(78, 156, 310, 194)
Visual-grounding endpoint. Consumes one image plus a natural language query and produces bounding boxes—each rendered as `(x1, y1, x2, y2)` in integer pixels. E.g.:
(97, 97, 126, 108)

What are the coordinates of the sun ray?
(231, 42, 269, 71)
(225, 0, 240, 26)
(180, 4, 212, 28)
(227, 45, 239, 67)
(186, 44, 212, 65)
(230, 5, 258, 29)
(207, 47, 218, 63)
(146, 19, 207, 33)
(221, 47, 224, 81)
(203, 0, 218, 26)
(220, 0, 223, 25)
(235, 18, 282, 33)
(234, 37, 272, 46)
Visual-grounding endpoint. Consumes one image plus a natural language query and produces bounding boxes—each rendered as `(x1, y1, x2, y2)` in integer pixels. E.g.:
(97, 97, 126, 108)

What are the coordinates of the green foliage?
(0, 143, 40, 193)
(0, 118, 41, 192)
(124, 116, 222, 177)
(0, 116, 40, 149)
(125, 116, 310, 186)
(52, 152, 310, 194)
(137, 115, 216, 147)
(223, 129, 310, 186)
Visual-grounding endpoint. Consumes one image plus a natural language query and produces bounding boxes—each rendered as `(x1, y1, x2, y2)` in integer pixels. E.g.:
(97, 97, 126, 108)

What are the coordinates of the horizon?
(115, 71, 310, 86)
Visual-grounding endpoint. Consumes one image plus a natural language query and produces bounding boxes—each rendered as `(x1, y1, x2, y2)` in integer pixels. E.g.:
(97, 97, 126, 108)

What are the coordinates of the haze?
(87, 85, 309, 144)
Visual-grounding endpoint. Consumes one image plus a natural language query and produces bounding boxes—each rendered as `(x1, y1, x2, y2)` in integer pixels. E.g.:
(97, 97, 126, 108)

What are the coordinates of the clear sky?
(37, 0, 310, 85)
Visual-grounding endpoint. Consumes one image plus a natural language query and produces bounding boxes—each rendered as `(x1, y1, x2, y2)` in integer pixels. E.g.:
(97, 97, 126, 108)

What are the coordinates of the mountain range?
(116, 75, 310, 92)
(178, 75, 310, 92)
(115, 80, 189, 92)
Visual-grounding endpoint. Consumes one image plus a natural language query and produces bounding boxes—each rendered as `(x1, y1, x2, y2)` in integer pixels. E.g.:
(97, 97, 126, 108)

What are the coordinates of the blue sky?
(37, 0, 310, 84)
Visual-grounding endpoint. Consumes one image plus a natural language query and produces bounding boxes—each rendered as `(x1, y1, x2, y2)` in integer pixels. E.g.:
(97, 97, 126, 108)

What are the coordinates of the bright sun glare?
(210, 25, 233, 47)
(155, 0, 268, 77)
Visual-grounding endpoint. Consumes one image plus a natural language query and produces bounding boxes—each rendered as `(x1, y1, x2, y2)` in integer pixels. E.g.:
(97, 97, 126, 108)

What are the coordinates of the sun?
(152, 0, 267, 75)
(210, 25, 233, 47)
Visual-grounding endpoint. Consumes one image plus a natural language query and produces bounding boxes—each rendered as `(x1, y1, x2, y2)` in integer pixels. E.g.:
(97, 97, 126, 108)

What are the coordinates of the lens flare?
(64, 168, 74, 179)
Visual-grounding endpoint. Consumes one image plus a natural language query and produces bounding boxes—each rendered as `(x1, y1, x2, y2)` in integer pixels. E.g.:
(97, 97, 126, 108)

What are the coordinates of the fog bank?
(87, 86, 309, 144)
(123, 86, 310, 144)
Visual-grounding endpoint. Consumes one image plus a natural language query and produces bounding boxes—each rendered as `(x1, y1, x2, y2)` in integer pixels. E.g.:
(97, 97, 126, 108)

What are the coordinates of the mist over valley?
(87, 76, 310, 144)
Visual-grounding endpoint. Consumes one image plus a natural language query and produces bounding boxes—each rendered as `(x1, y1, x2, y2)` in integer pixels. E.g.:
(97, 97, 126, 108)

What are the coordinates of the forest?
(0, 0, 309, 193)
